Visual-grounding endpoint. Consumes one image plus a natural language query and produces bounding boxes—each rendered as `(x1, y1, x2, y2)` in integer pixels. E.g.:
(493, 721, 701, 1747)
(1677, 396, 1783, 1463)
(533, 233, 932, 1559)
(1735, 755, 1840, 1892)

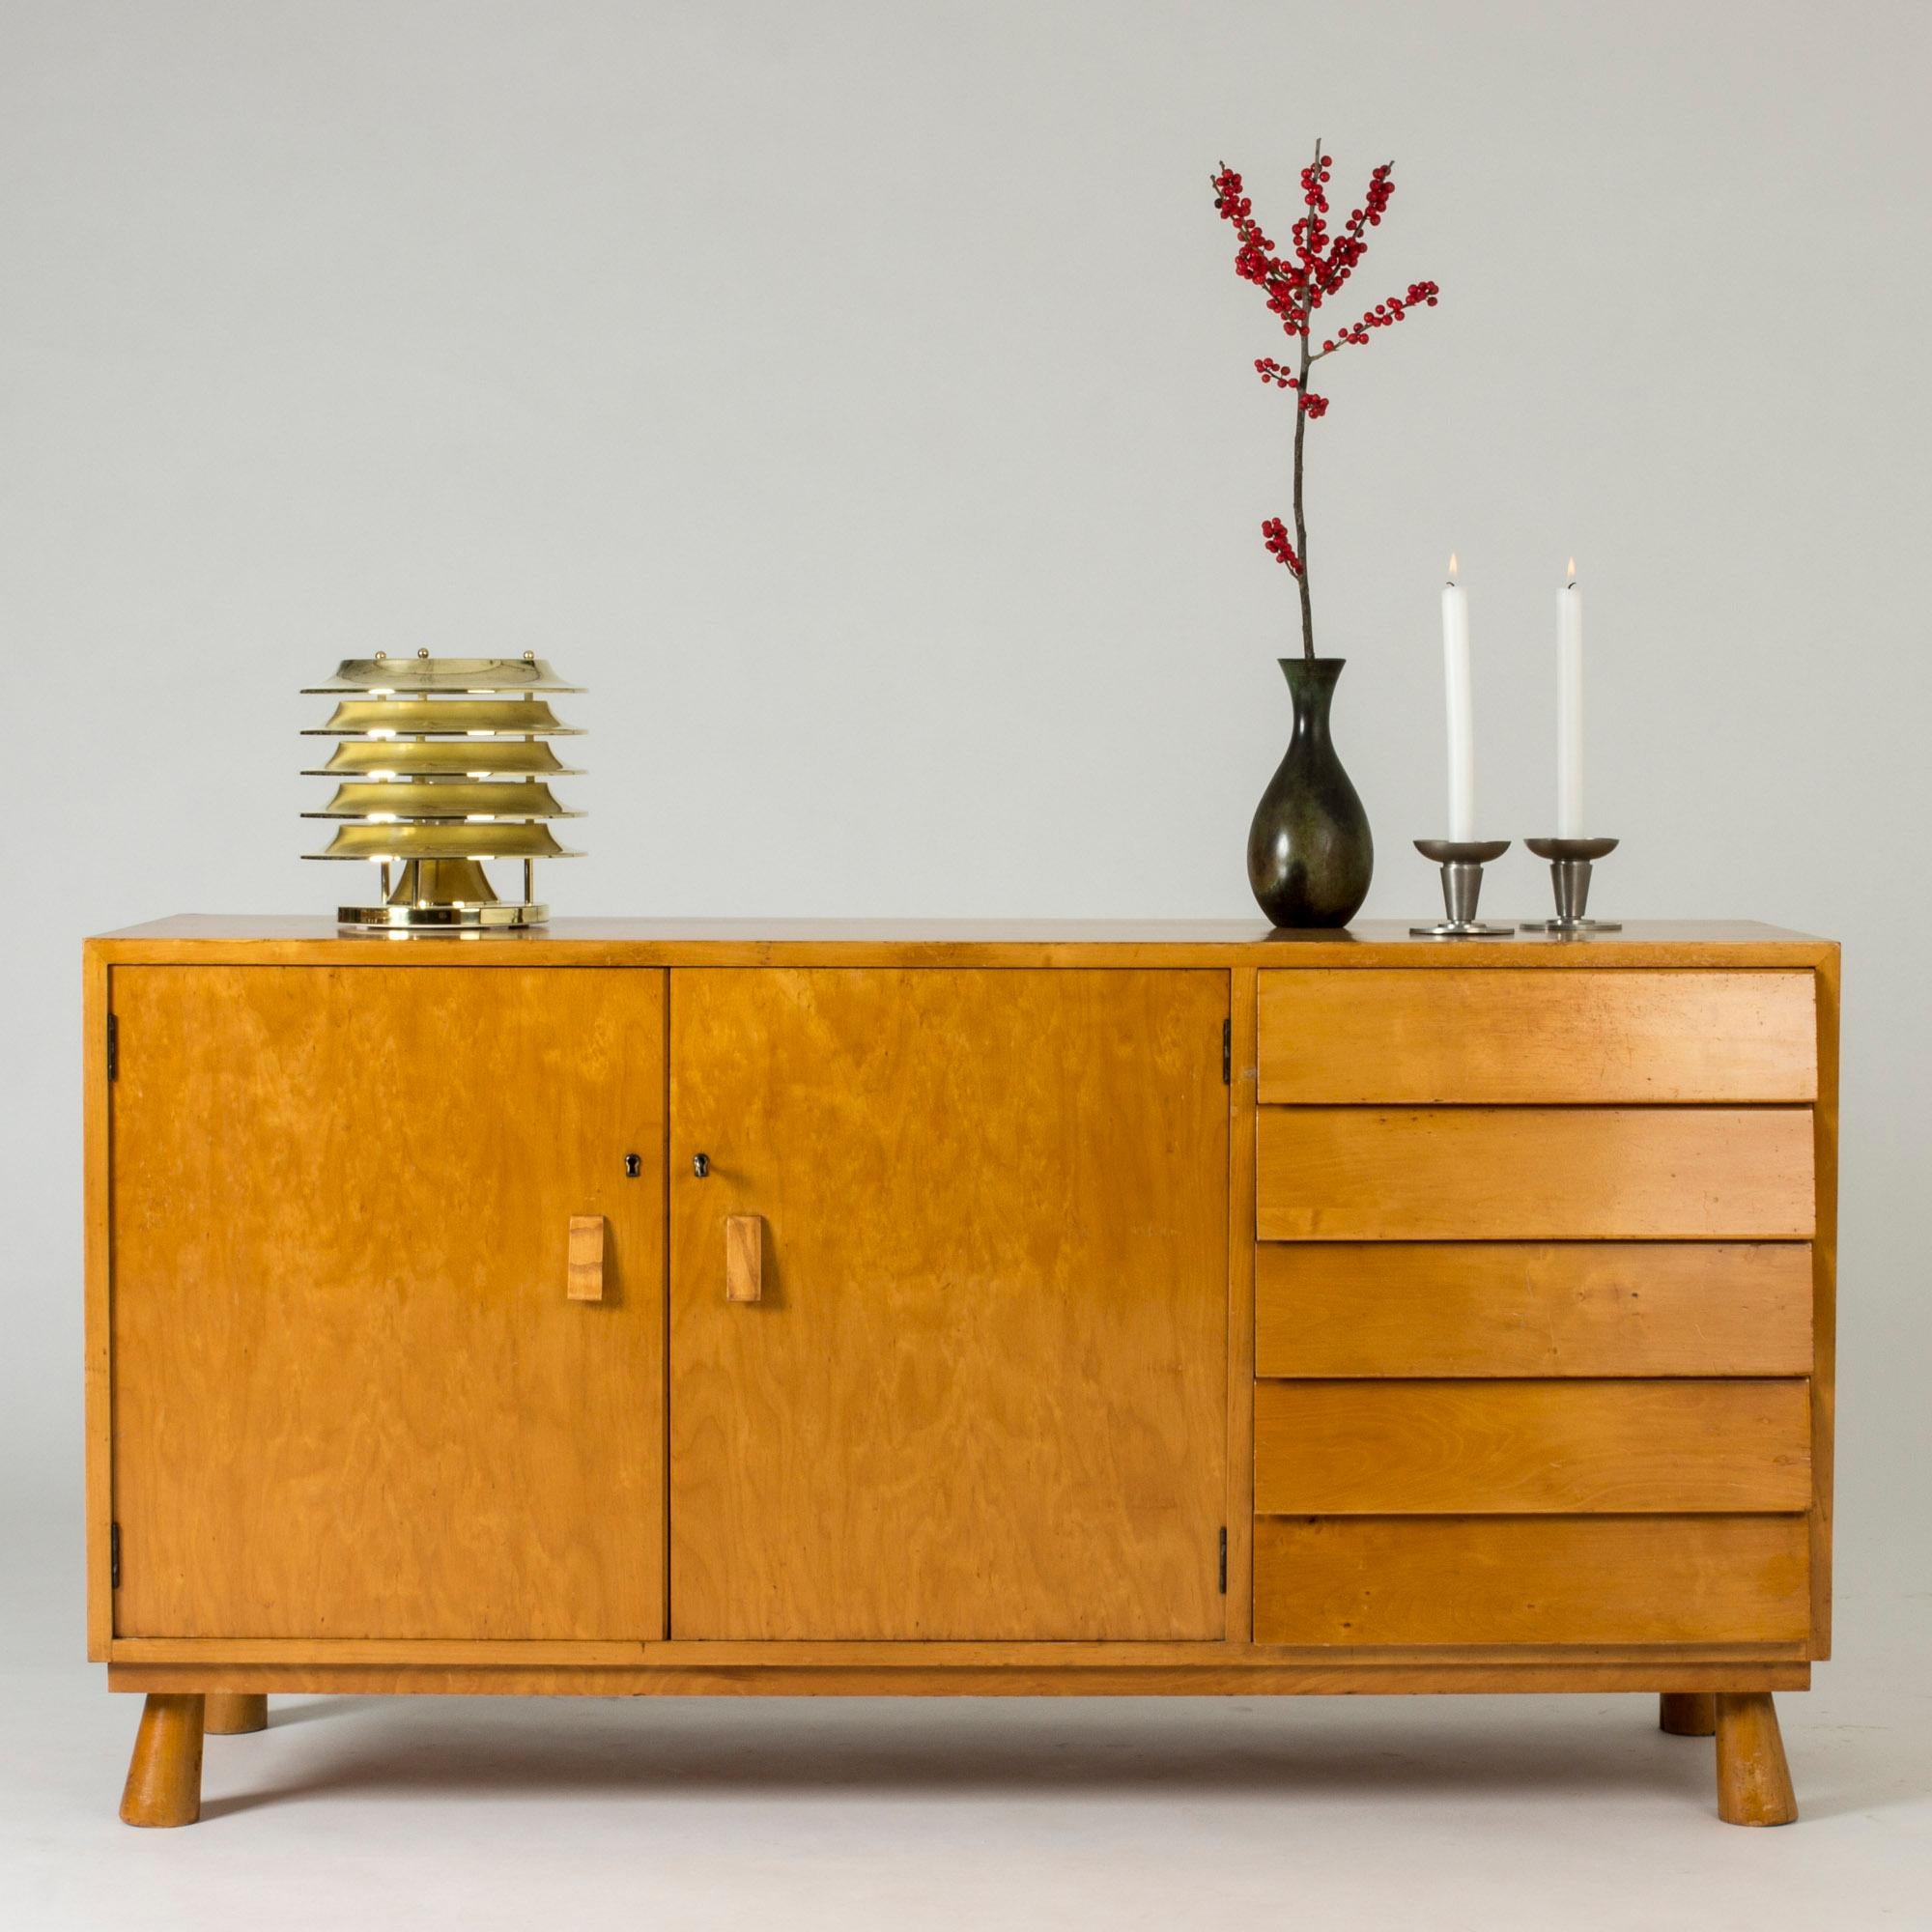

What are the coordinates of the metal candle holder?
(1410, 838, 1515, 937)
(1523, 836, 1621, 932)
(302, 650, 585, 929)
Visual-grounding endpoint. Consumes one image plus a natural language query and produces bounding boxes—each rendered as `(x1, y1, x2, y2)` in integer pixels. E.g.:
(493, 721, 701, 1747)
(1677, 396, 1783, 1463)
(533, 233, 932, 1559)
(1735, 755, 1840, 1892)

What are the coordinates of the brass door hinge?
(1221, 1016, 1231, 1085)
(1218, 1526, 1227, 1595)
(110, 1521, 121, 1589)
(106, 1013, 119, 1082)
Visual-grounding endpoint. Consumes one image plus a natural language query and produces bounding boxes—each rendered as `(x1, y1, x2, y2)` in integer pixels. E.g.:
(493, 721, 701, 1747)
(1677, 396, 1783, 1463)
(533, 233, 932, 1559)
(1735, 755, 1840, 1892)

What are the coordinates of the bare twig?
(1290, 135, 1321, 660)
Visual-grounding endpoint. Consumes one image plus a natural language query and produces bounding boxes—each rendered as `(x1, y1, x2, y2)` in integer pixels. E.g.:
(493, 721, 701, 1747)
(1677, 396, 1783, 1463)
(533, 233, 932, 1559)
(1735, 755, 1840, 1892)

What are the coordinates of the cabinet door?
(110, 965, 665, 1640)
(668, 968, 1228, 1640)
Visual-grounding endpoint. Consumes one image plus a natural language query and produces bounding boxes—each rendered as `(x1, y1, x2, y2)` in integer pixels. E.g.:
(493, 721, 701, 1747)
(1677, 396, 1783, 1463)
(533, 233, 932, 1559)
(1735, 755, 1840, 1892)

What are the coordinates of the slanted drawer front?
(1255, 1106, 1815, 1241)
(1257, 969, 1817, 1103)
(1254, 1378, 1811, 1515)
(1255, 1242, 1814, 1378)
(1253, 1515, 1811, 1646)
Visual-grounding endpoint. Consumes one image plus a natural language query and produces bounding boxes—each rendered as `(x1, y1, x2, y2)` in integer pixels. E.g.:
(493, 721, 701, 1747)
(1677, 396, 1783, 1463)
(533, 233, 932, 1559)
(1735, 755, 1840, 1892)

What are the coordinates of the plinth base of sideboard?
(108, 1659, 1812, 1698)
(107, 1655, 1809, 1829)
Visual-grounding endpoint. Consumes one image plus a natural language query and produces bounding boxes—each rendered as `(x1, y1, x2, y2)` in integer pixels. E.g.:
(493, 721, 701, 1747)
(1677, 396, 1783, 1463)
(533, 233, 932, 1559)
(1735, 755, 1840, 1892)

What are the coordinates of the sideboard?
(84, 917, 1837, 1827)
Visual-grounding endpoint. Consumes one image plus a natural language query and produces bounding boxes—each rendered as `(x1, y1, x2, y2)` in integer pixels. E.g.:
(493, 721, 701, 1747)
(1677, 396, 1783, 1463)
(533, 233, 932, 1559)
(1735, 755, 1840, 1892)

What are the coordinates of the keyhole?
(624, 1152, 641, 1179)
(692, 1151, 710, 1179)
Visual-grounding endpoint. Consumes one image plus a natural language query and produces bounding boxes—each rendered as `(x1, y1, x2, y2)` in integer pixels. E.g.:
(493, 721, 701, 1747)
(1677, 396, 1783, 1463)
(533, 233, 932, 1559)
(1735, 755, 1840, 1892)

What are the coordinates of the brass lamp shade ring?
(303, 698, 583, 737)
(303, 656, 582, 696)
(303, 740, 582, 779)
(304, 781, 582, 821)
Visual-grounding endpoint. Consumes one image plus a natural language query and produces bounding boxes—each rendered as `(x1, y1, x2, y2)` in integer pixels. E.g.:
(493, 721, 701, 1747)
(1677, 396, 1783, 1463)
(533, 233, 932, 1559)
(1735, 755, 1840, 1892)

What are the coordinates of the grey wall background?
(3, 0, 1927, 1642)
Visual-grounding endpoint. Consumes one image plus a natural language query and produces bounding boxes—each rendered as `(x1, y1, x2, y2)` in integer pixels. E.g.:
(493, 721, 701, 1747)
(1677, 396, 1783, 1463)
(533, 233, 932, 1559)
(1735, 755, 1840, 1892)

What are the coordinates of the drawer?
(1254, 1515, 1811, 1646)
(1256, 1107, 1815, 1241)
(1257, 970, 1817, 1104)
(1254, 1378, 1811, 1514)
(1256, 1242, 1814, 1378)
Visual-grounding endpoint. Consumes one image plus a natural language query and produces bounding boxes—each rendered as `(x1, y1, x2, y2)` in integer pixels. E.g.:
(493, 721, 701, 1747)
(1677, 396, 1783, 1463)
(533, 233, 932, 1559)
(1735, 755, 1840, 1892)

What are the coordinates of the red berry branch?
(1213, 141, 1439, 659)
(1261, 518, 1301, 575)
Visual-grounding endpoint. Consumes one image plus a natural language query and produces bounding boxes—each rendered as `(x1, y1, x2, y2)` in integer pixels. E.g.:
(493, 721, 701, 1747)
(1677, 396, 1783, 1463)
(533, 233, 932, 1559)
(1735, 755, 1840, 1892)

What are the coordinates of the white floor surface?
(5, 1522, 1927, 1930)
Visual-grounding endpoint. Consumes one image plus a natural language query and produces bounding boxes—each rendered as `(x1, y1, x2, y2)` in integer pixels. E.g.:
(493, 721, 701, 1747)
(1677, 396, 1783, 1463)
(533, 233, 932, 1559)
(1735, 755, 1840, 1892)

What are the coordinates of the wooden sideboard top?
(87, 915, 1835, 969)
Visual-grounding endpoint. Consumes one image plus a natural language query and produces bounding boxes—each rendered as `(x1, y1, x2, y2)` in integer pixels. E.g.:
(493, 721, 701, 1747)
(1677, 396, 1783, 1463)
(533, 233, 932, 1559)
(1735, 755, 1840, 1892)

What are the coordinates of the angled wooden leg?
(1715, 1692, 1798, 1826)
(205, 1692, 269, 1735)
(1660, 1691, 1717, 1737)
(120, 1693, 205, 1828)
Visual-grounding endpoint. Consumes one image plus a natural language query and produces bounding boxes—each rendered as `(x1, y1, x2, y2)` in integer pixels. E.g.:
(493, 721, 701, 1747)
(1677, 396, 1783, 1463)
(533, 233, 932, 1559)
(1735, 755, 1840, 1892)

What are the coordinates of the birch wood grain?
(1257, 1107, 1815, 1241)
(108, 965, 667, 1641)
(1254, 1378, 1811, 1514)
(1258, 969, 1816, 1103)
(668, 967, 1229, 1640)
(1256, 1242, 1813, 1378)
(1253, 1515, 1810, 1646)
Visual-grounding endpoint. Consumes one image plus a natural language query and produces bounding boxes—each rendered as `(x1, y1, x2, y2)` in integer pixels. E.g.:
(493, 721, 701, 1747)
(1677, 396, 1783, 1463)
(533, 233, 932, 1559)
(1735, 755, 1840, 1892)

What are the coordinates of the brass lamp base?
(338, 902, 549, 931)
(337, 857, 550, 931)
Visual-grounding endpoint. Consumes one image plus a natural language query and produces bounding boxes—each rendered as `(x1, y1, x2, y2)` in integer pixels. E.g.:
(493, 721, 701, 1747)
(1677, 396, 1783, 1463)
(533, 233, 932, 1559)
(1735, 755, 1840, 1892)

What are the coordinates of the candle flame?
(1566, 555, 1577, 578)
(1447, 551, 1459, 580)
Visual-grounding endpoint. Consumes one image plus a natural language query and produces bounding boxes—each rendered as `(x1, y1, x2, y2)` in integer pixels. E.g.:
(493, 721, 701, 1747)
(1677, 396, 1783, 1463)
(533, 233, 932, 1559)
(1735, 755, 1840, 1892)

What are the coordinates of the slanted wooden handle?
(567, 1214, 606, 1301)
(724, 1214, 762, 1304)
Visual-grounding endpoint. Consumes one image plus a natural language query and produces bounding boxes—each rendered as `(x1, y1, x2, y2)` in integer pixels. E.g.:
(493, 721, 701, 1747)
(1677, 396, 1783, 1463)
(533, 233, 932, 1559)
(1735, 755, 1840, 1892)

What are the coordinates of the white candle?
(1557, 559, 1583, 837)
(1440, 555, 1475, 840)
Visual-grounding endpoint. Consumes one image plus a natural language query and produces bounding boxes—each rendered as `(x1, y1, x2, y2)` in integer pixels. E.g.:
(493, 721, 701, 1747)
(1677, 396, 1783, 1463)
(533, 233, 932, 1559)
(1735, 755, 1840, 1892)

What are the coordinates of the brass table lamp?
(303, 650, 583, 929)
